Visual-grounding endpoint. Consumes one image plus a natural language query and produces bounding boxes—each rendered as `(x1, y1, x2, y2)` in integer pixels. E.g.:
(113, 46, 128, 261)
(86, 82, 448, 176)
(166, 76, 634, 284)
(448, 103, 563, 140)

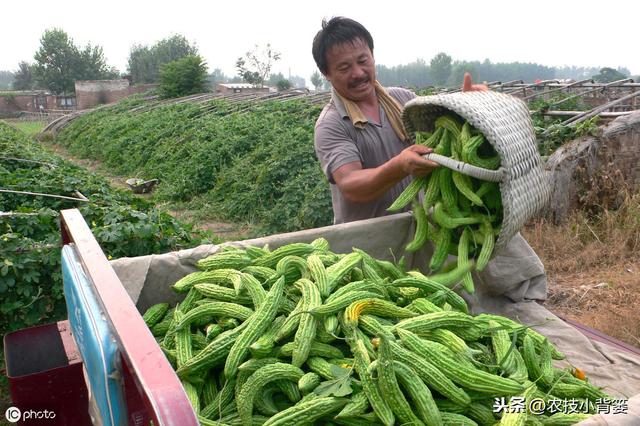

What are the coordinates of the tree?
(430, 52, 452, 86)
(77, 45, 119, 80)
(267, 72, 286, 86)
(449, 61, 476, 86)
(592, 67, 628, 83)
(32, 28, 116, 95)
(33, 29, 78, 94)
(236, 44, 281, 88)
(12, 62, 34, 90)
(310, 71, 325, 91)
(127, 35, 198, 83)
(208, 68, 229, 89)
(158, 55, 208, 99)
(276, 79, 292, 91)
(288, 75, 306, 89)
(0, 70, 14, 90)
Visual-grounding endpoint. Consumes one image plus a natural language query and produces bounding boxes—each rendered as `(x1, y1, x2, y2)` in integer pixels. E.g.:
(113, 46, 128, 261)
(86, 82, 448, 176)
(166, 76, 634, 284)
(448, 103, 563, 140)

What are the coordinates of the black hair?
(312, 17, 374, 75)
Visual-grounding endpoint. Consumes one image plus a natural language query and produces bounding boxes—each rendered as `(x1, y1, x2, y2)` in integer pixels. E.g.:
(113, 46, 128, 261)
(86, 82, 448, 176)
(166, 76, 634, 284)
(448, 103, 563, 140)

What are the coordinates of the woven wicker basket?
(402, 91, 550, 251)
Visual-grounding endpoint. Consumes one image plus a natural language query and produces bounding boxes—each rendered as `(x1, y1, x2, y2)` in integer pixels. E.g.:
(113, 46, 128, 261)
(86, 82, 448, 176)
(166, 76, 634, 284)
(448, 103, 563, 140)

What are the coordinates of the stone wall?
(545, 111, 640, 223)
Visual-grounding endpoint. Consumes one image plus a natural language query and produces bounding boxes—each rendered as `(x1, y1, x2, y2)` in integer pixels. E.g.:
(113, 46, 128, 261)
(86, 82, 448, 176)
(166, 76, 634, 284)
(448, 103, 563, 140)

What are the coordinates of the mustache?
(348, 76, 370, 89)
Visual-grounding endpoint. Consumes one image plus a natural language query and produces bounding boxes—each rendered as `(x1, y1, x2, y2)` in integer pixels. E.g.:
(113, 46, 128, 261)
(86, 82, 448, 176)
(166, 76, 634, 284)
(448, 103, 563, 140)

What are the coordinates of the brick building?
(75, 79, 158, 110)
(0, 90, 57, 117)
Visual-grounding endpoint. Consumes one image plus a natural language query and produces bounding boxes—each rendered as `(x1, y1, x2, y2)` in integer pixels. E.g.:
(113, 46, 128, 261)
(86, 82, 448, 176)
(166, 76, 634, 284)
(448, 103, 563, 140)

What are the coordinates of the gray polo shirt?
(314, 87, 417, 224)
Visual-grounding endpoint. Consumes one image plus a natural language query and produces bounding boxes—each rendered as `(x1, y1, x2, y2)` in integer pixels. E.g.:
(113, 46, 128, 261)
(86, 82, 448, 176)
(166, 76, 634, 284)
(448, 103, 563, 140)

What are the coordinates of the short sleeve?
(387, 87, 417, 106)
(314, 112, 362, 184)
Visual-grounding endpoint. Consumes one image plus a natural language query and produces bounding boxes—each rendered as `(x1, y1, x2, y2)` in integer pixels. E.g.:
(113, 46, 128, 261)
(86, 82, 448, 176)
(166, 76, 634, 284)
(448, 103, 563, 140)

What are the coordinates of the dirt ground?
(521, 229, 640, 350)
(542, 261, 639, 348)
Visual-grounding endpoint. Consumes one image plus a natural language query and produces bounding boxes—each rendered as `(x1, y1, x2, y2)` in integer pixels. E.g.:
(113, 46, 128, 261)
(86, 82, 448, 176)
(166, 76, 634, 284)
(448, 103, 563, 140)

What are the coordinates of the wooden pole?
(503, 79, 559, 95)
(547, 78, 634, 109)
(540, 110, 635, 118)
(0, 157, 57, 168)
(562, 90, 640, 125)
(523, 78, 592, 101)
(0, 189, 89, 202)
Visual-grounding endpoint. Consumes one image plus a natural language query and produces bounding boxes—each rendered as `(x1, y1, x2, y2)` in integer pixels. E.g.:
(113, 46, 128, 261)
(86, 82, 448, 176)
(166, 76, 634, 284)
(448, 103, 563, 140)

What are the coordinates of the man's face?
(324, 38, 376, 102)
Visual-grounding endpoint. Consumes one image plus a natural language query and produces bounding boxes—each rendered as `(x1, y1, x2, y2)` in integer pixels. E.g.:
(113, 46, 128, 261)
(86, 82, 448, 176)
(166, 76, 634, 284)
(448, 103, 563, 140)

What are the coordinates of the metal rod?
(0, 189, 90, 202)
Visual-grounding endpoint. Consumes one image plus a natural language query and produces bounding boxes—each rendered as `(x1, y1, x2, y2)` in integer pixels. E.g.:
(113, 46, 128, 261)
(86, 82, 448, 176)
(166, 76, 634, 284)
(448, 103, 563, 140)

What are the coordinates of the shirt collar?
(331, 88, 350, 119)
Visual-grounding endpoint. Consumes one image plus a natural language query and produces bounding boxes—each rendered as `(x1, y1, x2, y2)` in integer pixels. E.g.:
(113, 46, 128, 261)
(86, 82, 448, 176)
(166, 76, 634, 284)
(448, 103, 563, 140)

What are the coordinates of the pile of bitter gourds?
(143, 240, 609, 425)
(388, 115, 504, 294)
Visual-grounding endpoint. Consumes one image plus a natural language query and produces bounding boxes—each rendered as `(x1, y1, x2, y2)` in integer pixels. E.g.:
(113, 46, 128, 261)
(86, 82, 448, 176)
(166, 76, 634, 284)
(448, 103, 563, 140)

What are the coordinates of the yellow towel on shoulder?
(335, 80, 409, 142)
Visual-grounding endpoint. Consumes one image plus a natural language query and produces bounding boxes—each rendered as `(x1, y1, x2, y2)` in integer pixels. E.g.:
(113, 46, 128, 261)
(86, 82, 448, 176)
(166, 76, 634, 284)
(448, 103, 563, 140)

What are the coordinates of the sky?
(1, 0, 638, 86)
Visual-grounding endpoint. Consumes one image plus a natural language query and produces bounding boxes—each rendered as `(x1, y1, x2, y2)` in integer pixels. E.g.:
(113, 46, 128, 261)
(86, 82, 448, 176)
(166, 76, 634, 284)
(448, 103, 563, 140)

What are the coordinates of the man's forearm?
(336, 156, 406, 203)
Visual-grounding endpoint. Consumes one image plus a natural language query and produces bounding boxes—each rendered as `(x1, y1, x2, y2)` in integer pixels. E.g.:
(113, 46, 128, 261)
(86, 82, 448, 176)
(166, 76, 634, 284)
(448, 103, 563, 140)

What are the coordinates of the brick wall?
(75, 80, 129, 110)
(0, 95, 33, 114)
(129, 84, 157, 95)
(75, 80, 159, 110)
(0, 93, 57, 117)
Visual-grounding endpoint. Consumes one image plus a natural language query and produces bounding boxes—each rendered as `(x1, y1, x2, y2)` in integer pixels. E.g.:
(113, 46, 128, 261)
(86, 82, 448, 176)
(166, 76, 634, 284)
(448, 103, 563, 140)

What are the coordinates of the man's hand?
(462, 72, 488, 92)
(332, 145, 439, 203)
(395, 145, 439, 177)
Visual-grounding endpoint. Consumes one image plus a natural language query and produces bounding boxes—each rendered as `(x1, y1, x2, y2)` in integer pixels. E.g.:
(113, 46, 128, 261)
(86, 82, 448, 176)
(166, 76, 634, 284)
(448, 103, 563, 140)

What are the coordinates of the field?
(0, 121, 213, 421)
(4, 120, 47, 136)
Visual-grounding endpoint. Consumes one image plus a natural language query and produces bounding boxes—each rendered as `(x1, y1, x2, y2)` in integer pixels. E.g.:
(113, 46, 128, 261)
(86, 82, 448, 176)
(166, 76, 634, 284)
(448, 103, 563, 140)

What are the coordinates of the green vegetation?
(235, 43, 281, 88)
(530, 95, 600, 157)
(376, 55, 631, 88)
(0, 70, 14, 90)
(5, 121, 47, 136)
(0, 122, 209, 336)
(32, 28, 118, 94)
(128, 34, 198, 84)
(592, 67, 628, 83)
(159, 55, 209, 99)
(12, 62, 34, 91)
(55, 97, 333, 234)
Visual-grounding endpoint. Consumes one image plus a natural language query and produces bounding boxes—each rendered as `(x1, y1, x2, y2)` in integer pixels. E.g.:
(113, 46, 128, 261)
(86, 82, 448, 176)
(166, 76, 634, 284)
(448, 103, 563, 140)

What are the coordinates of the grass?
(523, 189, 640, 273)
(1, 120, 47, 137)
(522, 185, 640, 349)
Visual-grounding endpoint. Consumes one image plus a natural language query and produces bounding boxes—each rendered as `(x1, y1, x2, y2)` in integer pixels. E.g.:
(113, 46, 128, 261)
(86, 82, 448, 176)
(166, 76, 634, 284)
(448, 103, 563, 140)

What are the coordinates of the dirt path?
(42, 140, 248, 239)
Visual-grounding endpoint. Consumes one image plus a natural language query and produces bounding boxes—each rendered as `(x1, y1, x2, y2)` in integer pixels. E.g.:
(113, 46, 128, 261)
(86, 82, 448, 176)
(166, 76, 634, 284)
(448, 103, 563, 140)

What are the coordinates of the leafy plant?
(55, 96, 333, 234)
(530, 94, 598, 157)
(236, 43, 281, 88)
(127, 34, 199, 84)
(313, 365, 354, 397)
(159, 55, 209, 99)
(0, 123, 209, 335)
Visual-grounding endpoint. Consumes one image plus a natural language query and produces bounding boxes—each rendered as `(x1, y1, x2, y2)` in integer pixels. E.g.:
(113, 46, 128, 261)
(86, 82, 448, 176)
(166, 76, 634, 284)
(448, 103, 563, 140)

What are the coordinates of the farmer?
(312, 16, 486, 224)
